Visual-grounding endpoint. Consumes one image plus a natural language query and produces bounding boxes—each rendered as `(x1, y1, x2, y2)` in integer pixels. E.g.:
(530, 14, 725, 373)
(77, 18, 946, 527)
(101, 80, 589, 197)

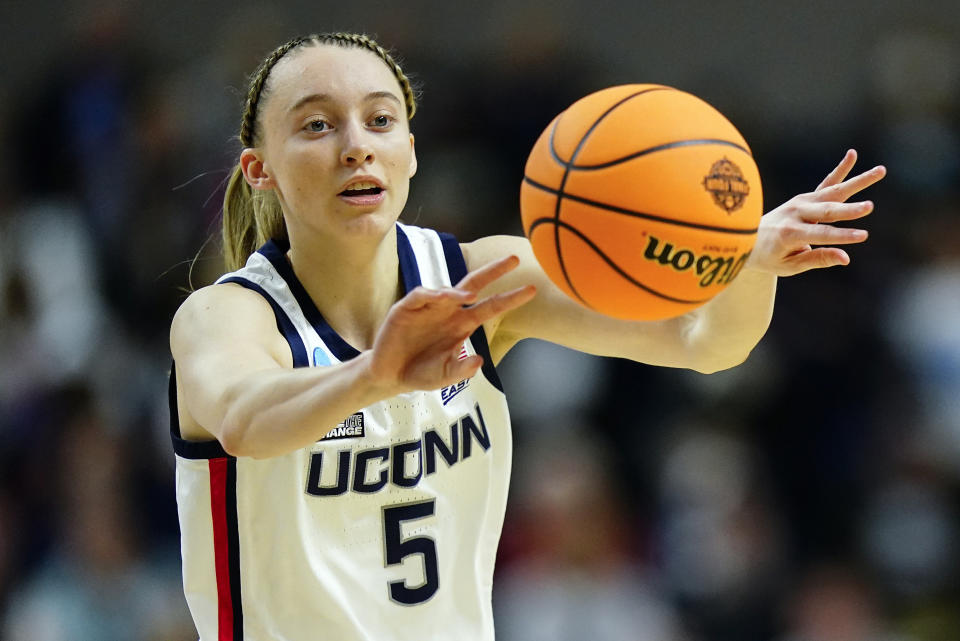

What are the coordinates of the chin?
(339, 209, 400, 238)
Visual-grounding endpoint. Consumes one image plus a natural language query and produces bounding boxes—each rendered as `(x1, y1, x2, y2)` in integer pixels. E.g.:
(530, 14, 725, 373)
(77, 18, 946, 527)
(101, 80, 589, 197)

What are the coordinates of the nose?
(340, 124, 375, 166)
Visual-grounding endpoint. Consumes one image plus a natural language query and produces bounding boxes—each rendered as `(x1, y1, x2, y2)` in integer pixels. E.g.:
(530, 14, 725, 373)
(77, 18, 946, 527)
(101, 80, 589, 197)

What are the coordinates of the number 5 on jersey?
(382, 499, 439, 605)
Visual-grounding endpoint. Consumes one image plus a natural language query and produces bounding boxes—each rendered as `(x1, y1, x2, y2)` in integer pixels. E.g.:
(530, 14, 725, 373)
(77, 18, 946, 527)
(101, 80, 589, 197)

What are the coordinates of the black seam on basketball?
(548, 86, 672, 169)
(524, 176, 758, 235)
(551, 86, 673, 306)
(528, 218, 713, 305)
(565, 138, 752, 170)
(551, 119, 583, 303)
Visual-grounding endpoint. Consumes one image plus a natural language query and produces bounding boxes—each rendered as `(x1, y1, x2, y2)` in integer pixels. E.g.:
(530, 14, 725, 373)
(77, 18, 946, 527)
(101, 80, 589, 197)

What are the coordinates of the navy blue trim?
(257, 224, 421, 362)
(220, 276, 309, 368)
(438, 232, 468, 284)
(438, 232, 504, 393)
(396, 225, 423, 293)
(225, 457, 244, 640)
(257, 240, 359, 362)
(169, 362, 232, 460)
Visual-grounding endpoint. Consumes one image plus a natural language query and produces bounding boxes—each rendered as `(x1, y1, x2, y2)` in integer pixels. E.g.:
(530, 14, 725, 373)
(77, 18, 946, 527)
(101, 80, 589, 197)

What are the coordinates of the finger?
(785, 247, 850, 273)
(800, 199, 874, 224)
(464, 284, 537, 324)
(813, 165, 887, 203)
(796, 222, 869, 246)
(443, 354, 484, 384)
(455, 255, 521, 294)
(404, 344, 482, 391)
(402, 286, 476, 311)
(815, 149, 858, 190)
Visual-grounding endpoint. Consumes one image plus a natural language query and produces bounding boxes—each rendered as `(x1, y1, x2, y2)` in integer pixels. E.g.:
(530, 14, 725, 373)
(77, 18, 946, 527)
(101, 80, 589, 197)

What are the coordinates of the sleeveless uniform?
(170, 223, 512, 641)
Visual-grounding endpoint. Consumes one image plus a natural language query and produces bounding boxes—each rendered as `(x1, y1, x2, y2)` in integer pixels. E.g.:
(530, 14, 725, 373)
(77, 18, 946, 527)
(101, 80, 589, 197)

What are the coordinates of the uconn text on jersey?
(305, 403, 491, 497)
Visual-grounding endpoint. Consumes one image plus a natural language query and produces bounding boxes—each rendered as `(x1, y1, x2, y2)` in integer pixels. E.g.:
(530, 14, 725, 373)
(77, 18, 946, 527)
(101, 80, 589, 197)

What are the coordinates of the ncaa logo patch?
(702, 157, 750, 214)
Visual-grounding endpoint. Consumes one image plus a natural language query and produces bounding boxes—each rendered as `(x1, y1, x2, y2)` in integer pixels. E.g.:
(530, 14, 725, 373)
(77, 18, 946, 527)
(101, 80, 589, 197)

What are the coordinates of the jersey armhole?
(437, 233, 504, 393)
(219, 276, 310, 368)
(169, 361, 231, 459)
(170, 276, 310, 459)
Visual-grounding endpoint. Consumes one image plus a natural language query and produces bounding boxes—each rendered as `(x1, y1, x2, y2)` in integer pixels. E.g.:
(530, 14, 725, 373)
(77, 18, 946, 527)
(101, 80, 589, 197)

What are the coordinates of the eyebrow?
(288, 91, 403, 114)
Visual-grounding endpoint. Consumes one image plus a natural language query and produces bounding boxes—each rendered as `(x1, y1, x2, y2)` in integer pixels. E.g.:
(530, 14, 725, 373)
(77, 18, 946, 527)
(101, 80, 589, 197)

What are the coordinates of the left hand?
(747, 149, 887, 276)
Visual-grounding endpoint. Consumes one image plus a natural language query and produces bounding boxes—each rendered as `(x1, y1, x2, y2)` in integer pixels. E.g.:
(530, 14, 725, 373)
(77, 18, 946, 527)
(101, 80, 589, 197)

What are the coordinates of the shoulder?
(397, 223, 529, 265)
(170, 282, 283, 357)
(461, 235, 532, 272)
(461, 235, 546, 294)
(171, 282, 272, 331)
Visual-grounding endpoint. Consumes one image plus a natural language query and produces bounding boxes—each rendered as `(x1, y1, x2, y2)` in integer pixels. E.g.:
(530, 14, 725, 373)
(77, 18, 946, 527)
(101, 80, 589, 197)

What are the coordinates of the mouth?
(337, 180, 386, 206)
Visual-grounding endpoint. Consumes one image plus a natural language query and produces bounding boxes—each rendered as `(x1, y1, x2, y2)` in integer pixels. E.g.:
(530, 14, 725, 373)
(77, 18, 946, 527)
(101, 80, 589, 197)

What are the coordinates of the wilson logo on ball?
(702, 158, 750, 214)
(643, 234, 750, 287)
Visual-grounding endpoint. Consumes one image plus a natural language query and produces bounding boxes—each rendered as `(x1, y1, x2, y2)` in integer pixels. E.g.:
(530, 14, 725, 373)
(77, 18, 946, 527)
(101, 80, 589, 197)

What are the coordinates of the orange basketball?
(520, 84, 763, 320)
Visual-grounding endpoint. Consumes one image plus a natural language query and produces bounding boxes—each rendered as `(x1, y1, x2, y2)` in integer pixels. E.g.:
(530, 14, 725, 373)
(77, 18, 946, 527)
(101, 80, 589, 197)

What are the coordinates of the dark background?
(1, 1, 958, 639)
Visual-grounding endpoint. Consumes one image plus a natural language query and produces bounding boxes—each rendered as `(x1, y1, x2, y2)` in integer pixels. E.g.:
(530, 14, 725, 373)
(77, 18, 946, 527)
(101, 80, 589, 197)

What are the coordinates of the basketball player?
(169, 33, 885, 640)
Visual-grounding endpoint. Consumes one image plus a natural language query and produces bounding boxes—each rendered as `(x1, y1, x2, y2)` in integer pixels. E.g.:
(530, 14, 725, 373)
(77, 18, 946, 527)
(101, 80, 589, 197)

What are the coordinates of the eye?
(305, 119, 331, 133)
(369, 114, 394, 128)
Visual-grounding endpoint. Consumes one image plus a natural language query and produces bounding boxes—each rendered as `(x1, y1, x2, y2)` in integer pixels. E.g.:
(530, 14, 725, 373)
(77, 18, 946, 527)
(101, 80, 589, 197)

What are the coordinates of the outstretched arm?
(680, 150, 887, 370)
(171, 256, 534, 459)
(470, 150, 886, 372)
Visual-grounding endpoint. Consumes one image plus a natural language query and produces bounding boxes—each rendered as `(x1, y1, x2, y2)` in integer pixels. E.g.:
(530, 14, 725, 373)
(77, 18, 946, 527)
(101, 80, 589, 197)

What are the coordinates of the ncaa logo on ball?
(702, 158, 750, 214)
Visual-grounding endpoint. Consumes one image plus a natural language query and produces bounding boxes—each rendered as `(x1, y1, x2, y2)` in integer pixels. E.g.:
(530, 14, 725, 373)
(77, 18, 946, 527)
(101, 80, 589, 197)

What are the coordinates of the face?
(241, 44, 417, 241)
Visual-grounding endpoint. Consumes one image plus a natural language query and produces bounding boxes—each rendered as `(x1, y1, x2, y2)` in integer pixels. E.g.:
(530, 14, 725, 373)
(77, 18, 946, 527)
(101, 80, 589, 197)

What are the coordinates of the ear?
(240, 148, 275, 191)
(408, 133, 418, 178)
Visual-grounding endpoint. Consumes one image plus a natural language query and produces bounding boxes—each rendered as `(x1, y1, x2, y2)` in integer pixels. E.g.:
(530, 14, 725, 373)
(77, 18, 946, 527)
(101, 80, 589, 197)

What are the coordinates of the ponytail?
(221, 163, 286, 272)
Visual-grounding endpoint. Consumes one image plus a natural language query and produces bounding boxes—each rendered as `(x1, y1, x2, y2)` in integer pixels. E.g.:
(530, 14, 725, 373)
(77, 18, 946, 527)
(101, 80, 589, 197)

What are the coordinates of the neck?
(287, 225, 402, 351)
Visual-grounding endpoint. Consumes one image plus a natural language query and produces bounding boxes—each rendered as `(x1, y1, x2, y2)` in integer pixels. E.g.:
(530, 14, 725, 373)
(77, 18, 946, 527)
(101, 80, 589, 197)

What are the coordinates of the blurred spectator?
(860, 476, 958, 600)
(8, 4, 215, 339)
(498, 339, 608, 429)
(11, 6, 146, 238)
(655, 425, 785, 640)
(2, 385, 193, 641)
(0, 202, 109, 403)
(884, 207, 960, 473)
(495, 430, 686, 641)
(774, 565, 914, 641)
(870, 29, 960, 195)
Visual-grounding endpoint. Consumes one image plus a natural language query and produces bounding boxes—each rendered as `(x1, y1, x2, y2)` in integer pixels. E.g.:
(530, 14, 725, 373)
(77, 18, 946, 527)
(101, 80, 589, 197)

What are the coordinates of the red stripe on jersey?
(209, 458, 234, 641)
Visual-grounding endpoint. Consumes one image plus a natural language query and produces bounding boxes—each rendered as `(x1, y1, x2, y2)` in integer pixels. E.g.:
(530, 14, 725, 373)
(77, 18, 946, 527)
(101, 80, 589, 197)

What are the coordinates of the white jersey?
(170, 223, 512, 641)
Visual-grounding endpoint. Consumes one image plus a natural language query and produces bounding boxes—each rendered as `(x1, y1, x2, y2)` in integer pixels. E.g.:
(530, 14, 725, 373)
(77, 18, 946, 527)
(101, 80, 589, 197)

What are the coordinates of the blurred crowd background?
(1, 1, 958, 639)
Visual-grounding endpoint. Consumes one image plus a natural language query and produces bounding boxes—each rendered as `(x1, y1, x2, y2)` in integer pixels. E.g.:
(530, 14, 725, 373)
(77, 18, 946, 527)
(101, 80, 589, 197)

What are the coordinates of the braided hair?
(222, 33, 417, 272)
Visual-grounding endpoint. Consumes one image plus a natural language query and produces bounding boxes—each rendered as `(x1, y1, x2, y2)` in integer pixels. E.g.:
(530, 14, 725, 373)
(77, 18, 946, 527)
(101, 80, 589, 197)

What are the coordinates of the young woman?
(169, 32, 885, 641)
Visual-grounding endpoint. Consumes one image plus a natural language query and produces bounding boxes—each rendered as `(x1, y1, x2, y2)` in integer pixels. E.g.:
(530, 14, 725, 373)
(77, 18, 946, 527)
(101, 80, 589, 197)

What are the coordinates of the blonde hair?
(221, 33, 418, 272)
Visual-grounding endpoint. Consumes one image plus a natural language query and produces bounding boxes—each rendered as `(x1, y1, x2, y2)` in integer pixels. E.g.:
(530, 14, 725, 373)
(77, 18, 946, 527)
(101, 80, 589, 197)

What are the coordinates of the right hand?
(366, 255, 536, 395)
(747, 150, 885, 276)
